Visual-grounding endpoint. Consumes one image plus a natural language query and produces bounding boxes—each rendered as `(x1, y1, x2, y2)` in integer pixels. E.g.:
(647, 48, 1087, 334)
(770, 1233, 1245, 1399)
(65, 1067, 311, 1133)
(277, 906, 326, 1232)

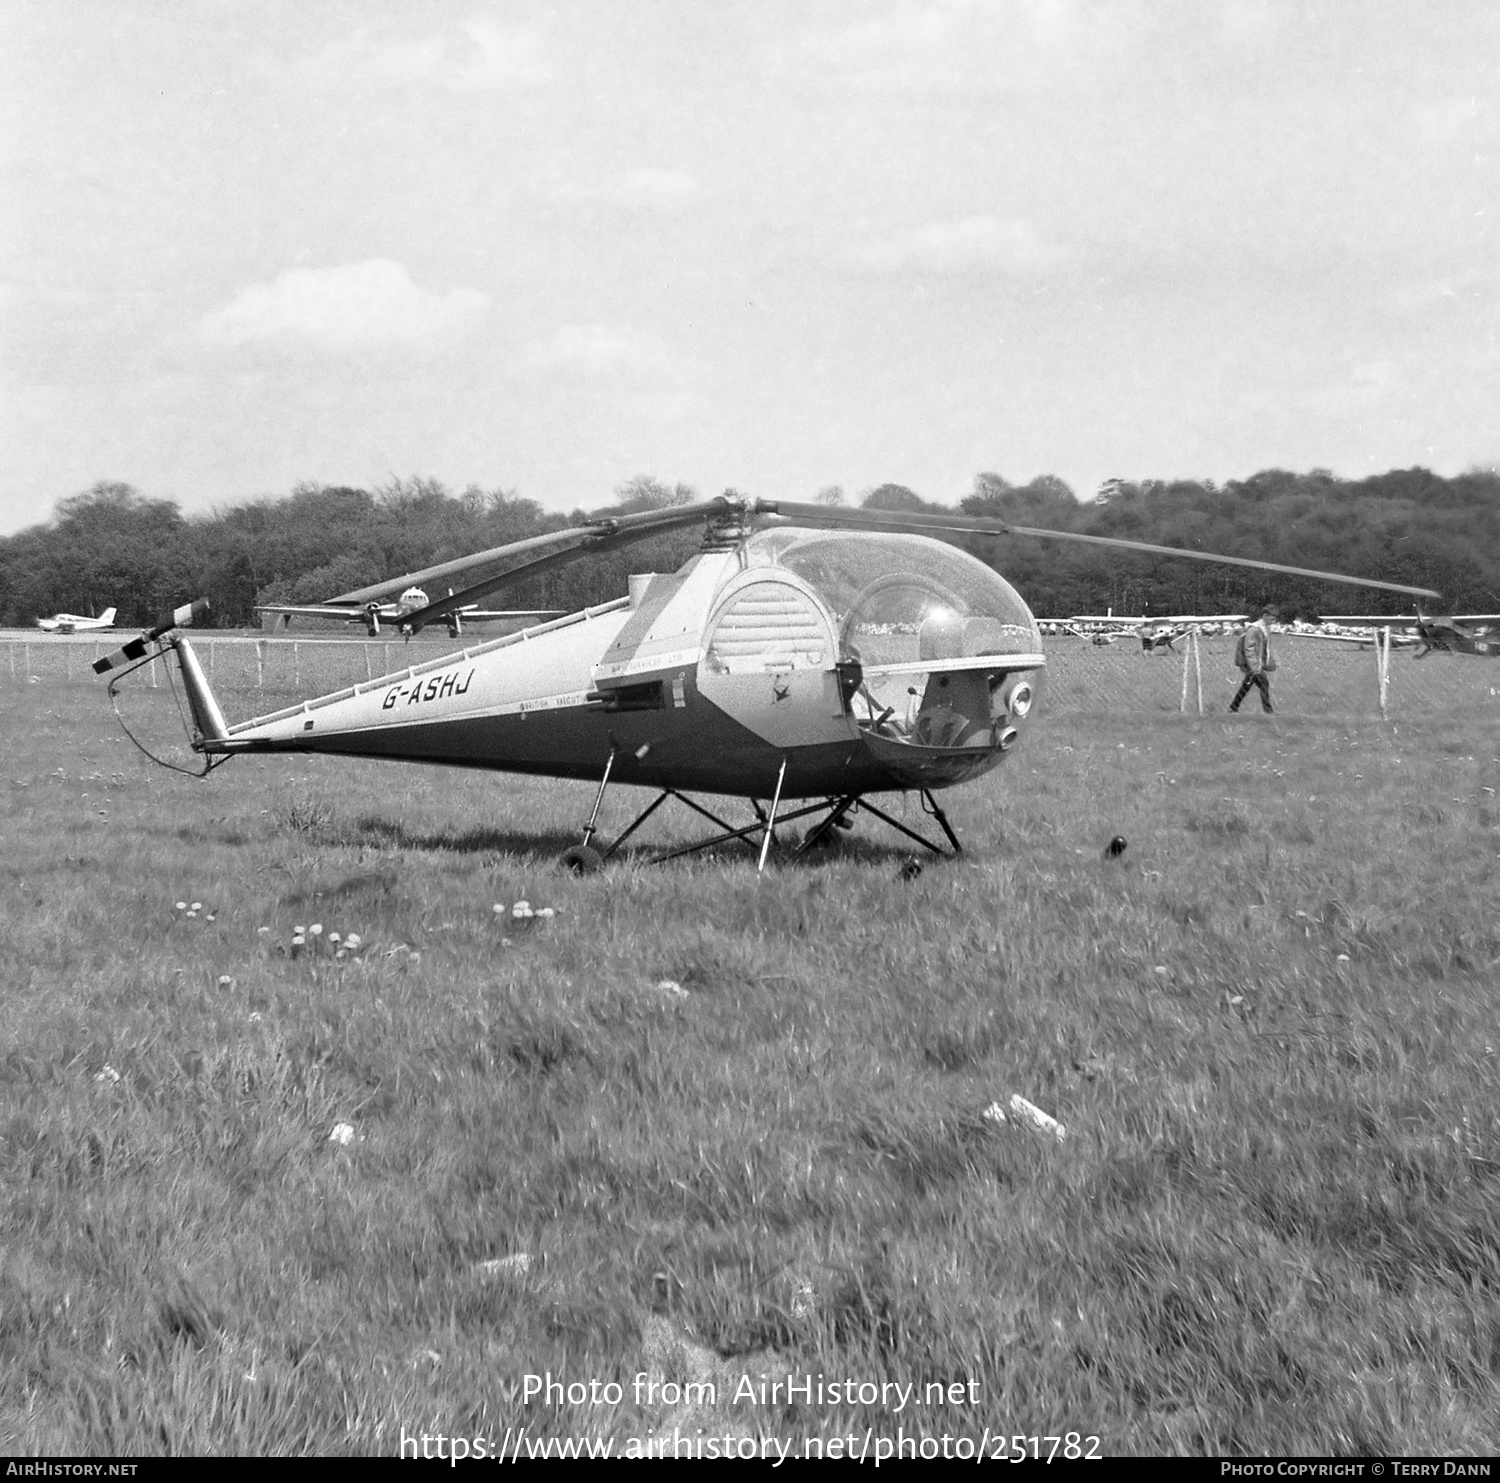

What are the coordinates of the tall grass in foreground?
(1, 683, 1497, 1455)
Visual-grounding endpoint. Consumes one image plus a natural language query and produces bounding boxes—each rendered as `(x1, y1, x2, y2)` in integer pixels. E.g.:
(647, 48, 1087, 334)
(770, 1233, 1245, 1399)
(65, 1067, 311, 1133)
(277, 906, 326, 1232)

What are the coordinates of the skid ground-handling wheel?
(559, 843, 605, 875)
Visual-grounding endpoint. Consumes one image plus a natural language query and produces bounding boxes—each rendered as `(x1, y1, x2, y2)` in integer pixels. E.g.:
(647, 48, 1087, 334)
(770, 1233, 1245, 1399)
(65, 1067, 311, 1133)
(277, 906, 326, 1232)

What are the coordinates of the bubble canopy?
(743, 529, 1041, 670)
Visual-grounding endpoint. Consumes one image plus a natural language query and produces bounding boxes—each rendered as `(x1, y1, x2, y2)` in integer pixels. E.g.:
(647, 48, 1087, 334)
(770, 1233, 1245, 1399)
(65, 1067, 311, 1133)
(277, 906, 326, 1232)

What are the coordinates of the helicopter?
(93, 495, 1444, 872)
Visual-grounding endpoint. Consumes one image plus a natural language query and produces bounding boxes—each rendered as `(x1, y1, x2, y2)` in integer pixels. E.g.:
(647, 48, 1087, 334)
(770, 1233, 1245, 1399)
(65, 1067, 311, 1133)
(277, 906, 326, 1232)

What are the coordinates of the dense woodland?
(2, 467, 1498, 629)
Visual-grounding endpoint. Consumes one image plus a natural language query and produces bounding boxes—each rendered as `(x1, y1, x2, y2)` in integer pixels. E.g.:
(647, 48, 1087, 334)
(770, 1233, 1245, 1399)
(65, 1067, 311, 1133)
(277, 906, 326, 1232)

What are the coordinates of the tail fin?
(98, 607, 117, 625)
(172, 637, 229, 743)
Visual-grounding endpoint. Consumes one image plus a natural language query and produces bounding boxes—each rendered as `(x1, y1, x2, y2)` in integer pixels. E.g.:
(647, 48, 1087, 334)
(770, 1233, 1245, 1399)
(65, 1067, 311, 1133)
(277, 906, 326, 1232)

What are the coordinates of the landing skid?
(562, 783, 962, 872)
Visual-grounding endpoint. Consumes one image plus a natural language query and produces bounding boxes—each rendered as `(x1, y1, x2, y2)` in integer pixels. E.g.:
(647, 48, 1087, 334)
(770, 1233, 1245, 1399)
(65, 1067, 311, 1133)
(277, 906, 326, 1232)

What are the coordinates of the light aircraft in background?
(257, 585, 560, 638)
(1315, 613, 1500, 658)
(37, 606, 117, 634)
(1061, 614, 1248, 652)
(96, 496, 1445, 872)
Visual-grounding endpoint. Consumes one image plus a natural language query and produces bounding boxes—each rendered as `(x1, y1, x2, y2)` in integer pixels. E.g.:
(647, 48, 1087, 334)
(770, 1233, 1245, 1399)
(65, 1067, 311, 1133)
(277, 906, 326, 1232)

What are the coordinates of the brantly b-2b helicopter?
(94, 495, 1443, 871)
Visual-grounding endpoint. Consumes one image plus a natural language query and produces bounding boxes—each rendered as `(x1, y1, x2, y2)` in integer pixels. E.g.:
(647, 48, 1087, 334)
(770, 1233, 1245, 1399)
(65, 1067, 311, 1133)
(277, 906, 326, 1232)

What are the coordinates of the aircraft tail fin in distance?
(172, 636, 230, 743)
(98, 607, 117, 625)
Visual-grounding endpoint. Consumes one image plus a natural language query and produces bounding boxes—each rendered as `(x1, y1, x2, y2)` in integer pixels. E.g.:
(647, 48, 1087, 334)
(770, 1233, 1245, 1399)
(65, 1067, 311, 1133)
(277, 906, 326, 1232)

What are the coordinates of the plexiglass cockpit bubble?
(745, 530, 1043, 755)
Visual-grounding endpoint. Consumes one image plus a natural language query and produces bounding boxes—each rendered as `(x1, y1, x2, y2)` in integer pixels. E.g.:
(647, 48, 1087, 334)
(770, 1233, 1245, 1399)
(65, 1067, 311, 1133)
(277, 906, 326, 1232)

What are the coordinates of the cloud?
(1411, 94, 1499, 144)
(308, 16, 548, 91)
(516, 324, 689, 378)
(1298, 359, 1401, 418)
(199, 260, 492, 353)
(546, 167, 696, 212)
(785, 0, 1134, 95)
(852, 215, 1063, 275)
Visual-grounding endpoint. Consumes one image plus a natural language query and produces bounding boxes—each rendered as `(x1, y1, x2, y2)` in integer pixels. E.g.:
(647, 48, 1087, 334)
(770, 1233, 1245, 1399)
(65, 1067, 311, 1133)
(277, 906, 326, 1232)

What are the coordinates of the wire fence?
(3, 631, 1498, 719)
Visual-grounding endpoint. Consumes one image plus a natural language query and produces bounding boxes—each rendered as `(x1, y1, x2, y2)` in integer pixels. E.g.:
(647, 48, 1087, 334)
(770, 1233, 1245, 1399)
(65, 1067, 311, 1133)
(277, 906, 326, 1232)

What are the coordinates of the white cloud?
(1298, 359, 1401, 418)
(607, 168, 696, 210)
(546, 167, 696, 211)
(1411, 94, 1498, 144)
(516, 324, 689, 378)
(852, 215, 1063, 275)
(199, 260, 491, 353)
(309, 16, 548, 91)
(786, 0, 1134, 95)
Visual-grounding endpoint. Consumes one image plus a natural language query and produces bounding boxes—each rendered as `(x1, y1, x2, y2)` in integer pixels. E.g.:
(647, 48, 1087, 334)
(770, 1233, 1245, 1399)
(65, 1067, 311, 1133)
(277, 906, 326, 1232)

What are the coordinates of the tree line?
(2, 466, 1497, 629)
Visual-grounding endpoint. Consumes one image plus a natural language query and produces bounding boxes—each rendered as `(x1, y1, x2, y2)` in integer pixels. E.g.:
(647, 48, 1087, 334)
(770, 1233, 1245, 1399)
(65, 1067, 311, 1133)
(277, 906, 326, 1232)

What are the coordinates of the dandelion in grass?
(94, 1065, 121, 1085)
(329, 1123, 355, 1146)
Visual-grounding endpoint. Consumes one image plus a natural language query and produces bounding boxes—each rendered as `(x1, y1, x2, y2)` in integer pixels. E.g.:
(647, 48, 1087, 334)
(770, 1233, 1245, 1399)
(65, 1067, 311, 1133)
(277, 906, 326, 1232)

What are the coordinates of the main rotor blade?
(396, 498, 732, 632)
(755, 501, 1445, 604)
(328, 500, 732, 611)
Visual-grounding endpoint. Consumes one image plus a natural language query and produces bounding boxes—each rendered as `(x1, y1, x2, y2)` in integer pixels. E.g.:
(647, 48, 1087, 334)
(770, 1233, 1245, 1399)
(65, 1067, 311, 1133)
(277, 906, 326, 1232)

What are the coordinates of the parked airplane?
(1315, 613, 1500, 658)
(257, 586, 559, 638)
(36, 606, 117, 634)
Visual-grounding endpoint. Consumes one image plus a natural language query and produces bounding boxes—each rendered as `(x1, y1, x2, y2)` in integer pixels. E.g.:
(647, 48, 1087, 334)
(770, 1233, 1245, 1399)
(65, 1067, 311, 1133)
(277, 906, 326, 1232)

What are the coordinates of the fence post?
(1192, 629, 1203, 715)
(1377, 627, 1391, 718)
(1180, 636, 1191, 713)
(293, 641, 300, 689)
(256, 640, 265, 689)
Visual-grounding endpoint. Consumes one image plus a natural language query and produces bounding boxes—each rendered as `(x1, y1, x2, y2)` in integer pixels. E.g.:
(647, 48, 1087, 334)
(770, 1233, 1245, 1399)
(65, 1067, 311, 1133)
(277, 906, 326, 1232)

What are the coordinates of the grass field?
(2, 660, 1498, 1457)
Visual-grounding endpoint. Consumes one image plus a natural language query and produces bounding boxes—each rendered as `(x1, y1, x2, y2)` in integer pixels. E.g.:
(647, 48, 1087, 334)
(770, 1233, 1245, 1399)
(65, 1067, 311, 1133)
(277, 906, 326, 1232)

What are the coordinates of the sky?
(3, 1, 1498, 535)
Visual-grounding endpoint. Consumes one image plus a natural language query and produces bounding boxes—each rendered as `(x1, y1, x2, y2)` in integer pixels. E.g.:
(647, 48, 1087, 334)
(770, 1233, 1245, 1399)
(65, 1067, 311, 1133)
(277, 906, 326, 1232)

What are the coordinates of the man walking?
(1230, 605, 1278, 713)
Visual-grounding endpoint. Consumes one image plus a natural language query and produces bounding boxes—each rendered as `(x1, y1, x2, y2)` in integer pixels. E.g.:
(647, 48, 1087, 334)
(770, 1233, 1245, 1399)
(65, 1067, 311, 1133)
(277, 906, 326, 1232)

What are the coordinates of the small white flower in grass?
(257, 926, 270, 935)
(500, 938, 513, 948)
(1336, 954, 1350, 963)
(190, 902, 202, 912)
(344, 934, 361, 950)
(95, 1065, 121, 1085)
(175, 902, 187, 912)
(477, 1253, 531, 1279)
(655, 979, 688, 999)
(205, 914, 215, 923)
(328, 932, 341, 945)
(249, 1012, 263, 1024)
(294, 925, 306, 936)
(1228, 995, 1244, 1006)
(1153, 966, 1169, 976)
(309, 923, 323, 937)
(535, 907, 555, 919)
(328, 1122, 355, 1146)
(217, 975, 233, 989)
(492, 903, 505, 915)
(790, 1281, 815, 1319)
